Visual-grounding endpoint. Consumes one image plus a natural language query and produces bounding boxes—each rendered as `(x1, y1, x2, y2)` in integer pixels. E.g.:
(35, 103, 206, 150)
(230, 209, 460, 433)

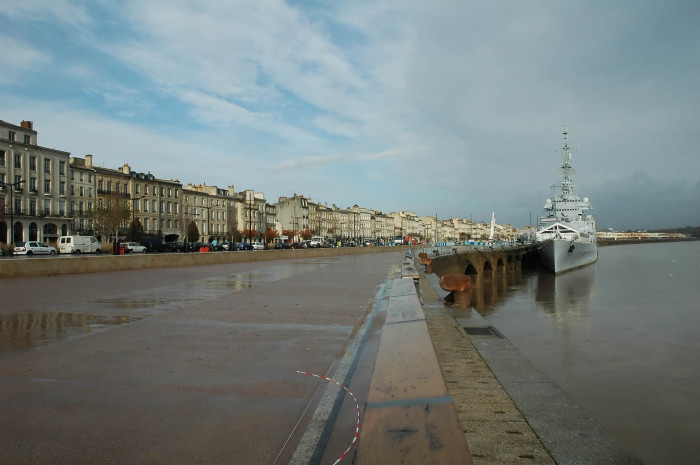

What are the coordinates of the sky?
(1, 0, 698, 231)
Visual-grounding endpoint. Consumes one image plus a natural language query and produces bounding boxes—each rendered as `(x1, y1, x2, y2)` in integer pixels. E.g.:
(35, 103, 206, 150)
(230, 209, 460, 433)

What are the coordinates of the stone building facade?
(0, 120, 71, 245)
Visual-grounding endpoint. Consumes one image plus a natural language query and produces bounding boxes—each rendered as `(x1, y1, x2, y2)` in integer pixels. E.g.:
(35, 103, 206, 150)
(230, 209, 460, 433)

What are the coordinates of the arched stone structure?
(426, 244, 535, 288)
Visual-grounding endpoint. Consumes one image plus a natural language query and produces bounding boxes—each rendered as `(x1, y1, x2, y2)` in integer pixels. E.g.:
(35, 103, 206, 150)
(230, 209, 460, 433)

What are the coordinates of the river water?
(474, 241, 700, 465)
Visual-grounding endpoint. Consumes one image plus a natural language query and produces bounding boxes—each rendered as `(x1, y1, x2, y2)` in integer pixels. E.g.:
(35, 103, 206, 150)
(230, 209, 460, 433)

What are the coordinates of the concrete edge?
(354, 277, 474, 465)
(0, 246, 416, 279)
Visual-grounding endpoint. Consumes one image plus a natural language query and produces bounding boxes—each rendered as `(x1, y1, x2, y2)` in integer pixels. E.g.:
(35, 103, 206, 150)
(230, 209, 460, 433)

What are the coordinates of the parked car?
(120, 242, 147, 253)
(58, 235, 102, 254)
(165, 242, 185, 252)
(235, 242, 253, 251)
(14, 241, 57, 256)
(188, 242, 206, 252)
(250, 241, 265, 250)
(140, 236, 166, 253)
(274, 242, 291, 249)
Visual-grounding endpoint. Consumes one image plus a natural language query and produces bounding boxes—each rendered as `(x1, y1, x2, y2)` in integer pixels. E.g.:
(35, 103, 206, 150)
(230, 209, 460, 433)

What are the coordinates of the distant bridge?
(421, 243, 537, 286)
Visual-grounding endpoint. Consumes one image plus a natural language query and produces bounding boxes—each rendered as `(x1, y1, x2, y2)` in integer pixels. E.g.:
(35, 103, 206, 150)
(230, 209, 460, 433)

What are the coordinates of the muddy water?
(474, 241, 700, 465)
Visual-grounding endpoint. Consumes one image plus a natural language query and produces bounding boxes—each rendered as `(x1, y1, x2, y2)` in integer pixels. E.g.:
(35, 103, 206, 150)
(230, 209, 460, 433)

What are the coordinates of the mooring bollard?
(424, 257, 433, 273)
(439, 273, 472, 307)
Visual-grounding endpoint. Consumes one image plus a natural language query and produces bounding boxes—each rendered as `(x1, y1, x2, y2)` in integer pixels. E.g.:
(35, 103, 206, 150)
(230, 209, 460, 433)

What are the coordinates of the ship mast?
(560, 126, 574, 197)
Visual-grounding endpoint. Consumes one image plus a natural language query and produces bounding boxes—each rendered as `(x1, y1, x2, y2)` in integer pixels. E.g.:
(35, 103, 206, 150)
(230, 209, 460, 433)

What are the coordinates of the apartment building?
(0, 120, 71, 245)
(183, 183, 235, 242)
(68, 155, 95, 234)
(275, 194, 310, 237)
(230, 189, 273, 242)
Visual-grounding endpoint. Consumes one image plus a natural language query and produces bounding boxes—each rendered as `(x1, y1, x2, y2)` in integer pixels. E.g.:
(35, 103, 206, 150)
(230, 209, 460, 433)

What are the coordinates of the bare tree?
(92, 193, 130, 251)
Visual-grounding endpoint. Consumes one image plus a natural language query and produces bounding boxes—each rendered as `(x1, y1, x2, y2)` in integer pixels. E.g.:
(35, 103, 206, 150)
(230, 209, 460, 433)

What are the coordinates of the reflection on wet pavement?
(0, 311, 137, 351)
(1, 260, 334, 351)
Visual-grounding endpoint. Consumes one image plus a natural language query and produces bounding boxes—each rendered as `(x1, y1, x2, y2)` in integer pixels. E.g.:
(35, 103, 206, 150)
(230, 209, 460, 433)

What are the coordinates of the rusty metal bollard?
(439, 274, 472, 307)
(424, 257, 433, 273)
(418, 252, 428, 265)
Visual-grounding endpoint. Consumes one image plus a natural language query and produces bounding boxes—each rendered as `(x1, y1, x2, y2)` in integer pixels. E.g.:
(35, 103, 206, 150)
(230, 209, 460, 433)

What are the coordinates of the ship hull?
(538, 238, 597, 274)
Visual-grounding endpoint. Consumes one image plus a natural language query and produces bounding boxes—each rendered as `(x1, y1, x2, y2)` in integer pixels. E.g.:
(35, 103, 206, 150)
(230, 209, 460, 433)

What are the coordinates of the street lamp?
(1, 179, 25, 244)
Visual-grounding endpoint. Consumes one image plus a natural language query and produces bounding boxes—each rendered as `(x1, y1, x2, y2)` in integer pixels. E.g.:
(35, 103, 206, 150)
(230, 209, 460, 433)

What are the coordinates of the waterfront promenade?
(0, 248, 641, 464)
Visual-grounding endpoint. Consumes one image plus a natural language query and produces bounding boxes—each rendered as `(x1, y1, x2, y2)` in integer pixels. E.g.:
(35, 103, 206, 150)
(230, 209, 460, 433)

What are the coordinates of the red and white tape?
(297, 370, 360, 465)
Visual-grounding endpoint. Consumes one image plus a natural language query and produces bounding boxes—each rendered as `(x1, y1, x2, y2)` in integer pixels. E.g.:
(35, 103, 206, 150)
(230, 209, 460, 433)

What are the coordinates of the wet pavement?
(0, 252, 402, 464)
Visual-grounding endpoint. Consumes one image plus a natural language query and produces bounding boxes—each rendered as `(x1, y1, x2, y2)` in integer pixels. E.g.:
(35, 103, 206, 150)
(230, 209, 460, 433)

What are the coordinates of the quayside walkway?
(1, 248, 641, 464)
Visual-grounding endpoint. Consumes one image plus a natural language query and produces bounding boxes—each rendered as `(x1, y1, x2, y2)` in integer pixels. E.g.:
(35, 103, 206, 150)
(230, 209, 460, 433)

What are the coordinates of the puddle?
(198, 280, 255, 291)
(0, 311, 137, 351)
(90, 297, 170, 309)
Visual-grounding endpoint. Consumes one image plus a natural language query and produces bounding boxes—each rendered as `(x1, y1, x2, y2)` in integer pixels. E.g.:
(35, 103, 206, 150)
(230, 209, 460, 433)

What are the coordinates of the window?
(29, 178, 37, 192)
(60, 182, 66, 196)
(44, 179, 51, 193)
(144, 185, 149, 195)
(9, 131, 16, 141)
(44, 199, 50, 215)
(79, 186, 84, 197)
(29, 156, 37, 171)
(151, 200, 156, 212)
(44, 159, 51, 173)
(0, 173, 4, 184)
(98, 179, 103, 192)
(59, 201, 65, 216)
(123, 183, 128, 194)
(79, 201, 84, 215)
(168, 188, 172, 197)
(106, 180, 112, 193)
(88, 174, 92, 182)
(0, 150, 5, 166)
(14, 153, 21, 169)
(143, 199, 148, 212)
(166, 202, 171, 214)
(79, 172, 83, 182)
(175, 189, 179, 198)
(59, 161, 66, 175)
(24, 134, 31, 144)
(159, 201, 164, 214)
(135, 184, 140, 194)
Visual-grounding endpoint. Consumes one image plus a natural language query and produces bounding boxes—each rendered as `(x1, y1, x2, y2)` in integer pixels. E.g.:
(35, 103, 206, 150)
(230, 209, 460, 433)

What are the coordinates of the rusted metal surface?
(440, 274, 473, 308)
(439, 273, 472, 292)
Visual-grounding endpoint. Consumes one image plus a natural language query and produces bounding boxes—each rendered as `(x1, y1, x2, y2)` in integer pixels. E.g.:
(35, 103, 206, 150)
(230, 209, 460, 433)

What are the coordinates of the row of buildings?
(1, 119, 519, 247)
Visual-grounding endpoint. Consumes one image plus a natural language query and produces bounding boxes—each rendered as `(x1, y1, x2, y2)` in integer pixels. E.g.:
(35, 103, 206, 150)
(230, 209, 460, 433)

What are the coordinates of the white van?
(59, 235, 102, 254)
(310, 236, 324, 248)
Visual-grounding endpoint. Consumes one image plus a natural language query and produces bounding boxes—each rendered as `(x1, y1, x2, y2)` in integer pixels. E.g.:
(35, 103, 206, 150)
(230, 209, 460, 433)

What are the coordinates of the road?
(0, 251, 402, 464)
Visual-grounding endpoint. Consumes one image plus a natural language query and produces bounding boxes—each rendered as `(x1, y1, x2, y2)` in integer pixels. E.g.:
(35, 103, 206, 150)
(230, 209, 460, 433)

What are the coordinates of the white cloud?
(1, 1, 698, 229)
(0, 36, 50, 83)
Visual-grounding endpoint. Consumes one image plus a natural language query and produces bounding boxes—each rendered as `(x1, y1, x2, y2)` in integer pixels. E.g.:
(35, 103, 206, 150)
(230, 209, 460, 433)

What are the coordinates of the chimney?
(21, 120, 34, 130)
(122, 163, 131, 175)
(85, 154, 93, 167)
